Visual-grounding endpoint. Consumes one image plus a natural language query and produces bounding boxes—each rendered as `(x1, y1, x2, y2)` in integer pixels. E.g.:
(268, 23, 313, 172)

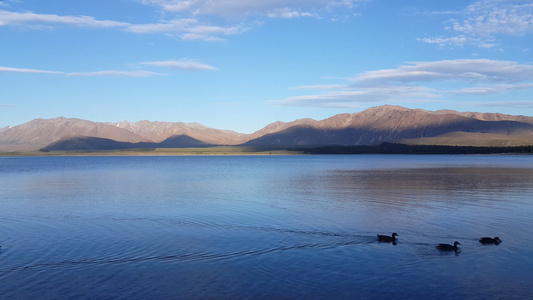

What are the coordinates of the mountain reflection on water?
(325, 167, 533, 205)
(0, 155, 532, 299)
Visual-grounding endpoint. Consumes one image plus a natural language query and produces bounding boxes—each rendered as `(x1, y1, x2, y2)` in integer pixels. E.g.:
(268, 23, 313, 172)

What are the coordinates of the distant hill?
(40, 134, 210, 152)
(244, 105, 533, 146)
(2, 105, 533, 152)
(0, 117, 149, 152)
(0, 118, 237, 151)
(109, 120, 248, 145)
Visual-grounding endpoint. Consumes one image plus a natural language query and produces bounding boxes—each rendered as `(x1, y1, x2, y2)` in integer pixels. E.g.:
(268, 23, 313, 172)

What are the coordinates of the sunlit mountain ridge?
(2, 105, 533, 152)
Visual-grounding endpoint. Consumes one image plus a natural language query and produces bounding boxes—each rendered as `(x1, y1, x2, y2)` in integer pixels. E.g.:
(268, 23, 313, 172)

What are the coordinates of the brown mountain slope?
(0, 117, 149, 151)
(3, 105, 533, 152)
(245, 106, 533, 146)
(110, 120, 247, 145)
(434, 109, 533, 124)
(40, 134, 210, 152)
(248, 105, 533, 135)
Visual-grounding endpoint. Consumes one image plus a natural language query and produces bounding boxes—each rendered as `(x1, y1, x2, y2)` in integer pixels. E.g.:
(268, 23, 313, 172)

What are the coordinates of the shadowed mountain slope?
(244, 106, 533, 146)
(110, 120, 248, 145)
(2, 105, 533, 152)
(0, 118, 235, 152)
(40, 134, 209, 151)
(0, 117, 149, 152)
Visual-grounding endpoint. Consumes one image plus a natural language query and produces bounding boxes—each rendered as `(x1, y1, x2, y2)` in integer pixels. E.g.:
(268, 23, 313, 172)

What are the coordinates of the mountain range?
(2, 105, 533, 152)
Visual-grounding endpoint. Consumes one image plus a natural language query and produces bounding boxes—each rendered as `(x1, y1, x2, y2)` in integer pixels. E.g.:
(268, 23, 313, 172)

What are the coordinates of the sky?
(1, 0, 533, 133)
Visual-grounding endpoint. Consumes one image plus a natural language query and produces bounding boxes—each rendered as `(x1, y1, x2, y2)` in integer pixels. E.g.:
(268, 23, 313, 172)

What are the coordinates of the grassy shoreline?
(0, 146, 306, 156)
(2, 143, 533, 156)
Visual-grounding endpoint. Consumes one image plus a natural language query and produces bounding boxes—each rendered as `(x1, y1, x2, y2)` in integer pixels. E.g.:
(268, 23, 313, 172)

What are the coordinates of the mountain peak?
(3, 105, 533, 152)
(245, 105, 533, 147)
(365, 105, 411, 113)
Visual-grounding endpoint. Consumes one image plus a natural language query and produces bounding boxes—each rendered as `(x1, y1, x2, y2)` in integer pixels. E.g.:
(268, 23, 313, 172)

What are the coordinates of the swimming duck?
(377, 233, 398, 243)
(479, 237, 501, 245)
(437, 241, 461, 251)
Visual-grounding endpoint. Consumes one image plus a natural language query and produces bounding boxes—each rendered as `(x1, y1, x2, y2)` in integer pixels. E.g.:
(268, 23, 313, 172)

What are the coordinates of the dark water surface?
(1, 155, 532, 299)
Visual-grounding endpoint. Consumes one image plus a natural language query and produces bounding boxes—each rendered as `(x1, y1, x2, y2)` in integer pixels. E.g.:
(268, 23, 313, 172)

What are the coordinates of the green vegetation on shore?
(302, 143, 533, 154)
(1, 146, 305, 156)
(2, 143, 533, 156)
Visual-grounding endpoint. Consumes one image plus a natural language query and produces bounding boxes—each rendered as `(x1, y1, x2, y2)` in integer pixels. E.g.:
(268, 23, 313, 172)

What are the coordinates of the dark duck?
(437, 241, 461, 251)
(479, 237, 502, 245)
(377, 233, 398, 243)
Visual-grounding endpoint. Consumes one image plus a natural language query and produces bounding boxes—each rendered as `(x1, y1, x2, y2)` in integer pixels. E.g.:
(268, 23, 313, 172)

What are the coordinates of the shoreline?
(2, 143, 533, 156)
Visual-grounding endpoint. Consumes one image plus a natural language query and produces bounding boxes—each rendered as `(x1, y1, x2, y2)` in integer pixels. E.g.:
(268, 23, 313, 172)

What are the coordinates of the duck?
(377, 233, 398, 243)
(479, 237, 501, 245)
(437, 241, 461, 251)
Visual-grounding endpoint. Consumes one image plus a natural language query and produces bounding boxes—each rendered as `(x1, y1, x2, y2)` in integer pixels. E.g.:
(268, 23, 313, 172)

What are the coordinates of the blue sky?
(1, 0, 533, 133)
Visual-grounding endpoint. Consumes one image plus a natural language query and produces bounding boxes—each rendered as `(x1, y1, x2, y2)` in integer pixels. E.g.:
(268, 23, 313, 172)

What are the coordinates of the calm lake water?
(1, 155, 533, 299)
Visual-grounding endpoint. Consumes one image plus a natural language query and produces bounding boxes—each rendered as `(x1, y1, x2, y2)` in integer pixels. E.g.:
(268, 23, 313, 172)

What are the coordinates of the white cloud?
(475, 100, 533, 108)
(355, 59, 533, 84)
(276, 59, 533, 108)
(456, 0, 533, 37)
(126, 18, 197, 33)
(67, 70, 165, 77)
(449, 83, 533, 95)
(0, 9, 248, 41)
(448, 87, 499, 95)
(419, 0, 533, 48)
(292, 84, 350, 90)
(416, 35, 498, 48)
(127, 18, 249, 41)
(2, 59, 213, 77)
(0, 10, 129, 28)
(276, 85, 439, 107)
(1, 0, 362, 41)
(180, 24, 249, 41)
(141, 60, 216, 71)
(417, 36, 469, 47)
(0, 66, 61, 74)
(139, 0, 361, 18)
(266, 8, 316, 19)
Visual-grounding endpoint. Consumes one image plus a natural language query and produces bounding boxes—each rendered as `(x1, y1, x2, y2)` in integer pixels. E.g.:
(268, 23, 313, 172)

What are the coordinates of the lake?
(1, 155, 533, 299)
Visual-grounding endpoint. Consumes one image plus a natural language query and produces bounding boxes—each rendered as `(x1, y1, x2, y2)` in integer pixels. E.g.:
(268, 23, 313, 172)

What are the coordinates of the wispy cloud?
(0, 10, 247, 41)
(67, 70, 166, 77)
(417, 36, 469, 47)
(292, 84, 351, 90)
(0, 66, 62, 74)
(139, 0, 362, 18)
(267, 9, 316, 19)
(141, 60, 216, 71)
(355, 59, 533, 84)
(455, 0, 533, 37)
(1, 66, 166, 77)
(276, 85, 439, 107)
(126, 17, 248, 40)
(0, 104, 16, 108)
(448, 83, 533, 95)
(473, 100, 533, 108)
(0, 10, 129, 28)
(1, 59, 213, 77)
(0, 0, 365, 41)
(125, 18, 196, 33)
(276, 59, 533, 108)
(180, 24, 249, 41)
(419, 0, 533, 48)
(416, 35, 497, 48)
